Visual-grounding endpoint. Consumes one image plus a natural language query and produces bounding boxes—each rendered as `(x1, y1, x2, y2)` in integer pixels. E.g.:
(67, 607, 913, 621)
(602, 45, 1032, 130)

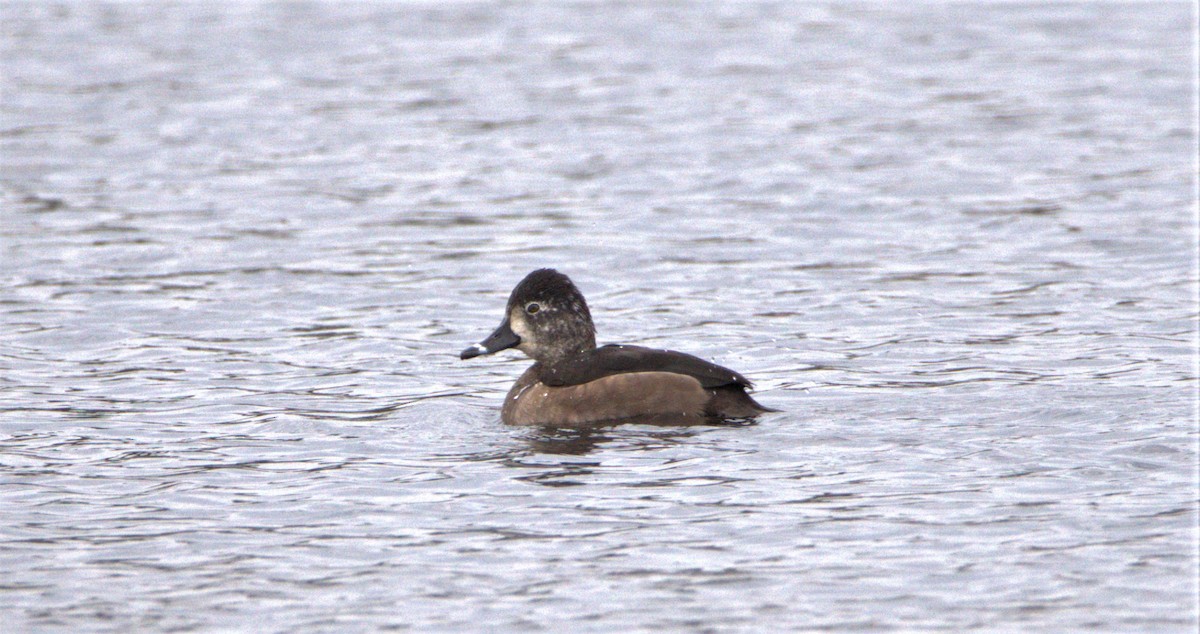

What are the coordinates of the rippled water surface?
(2, 3, 1197, 632)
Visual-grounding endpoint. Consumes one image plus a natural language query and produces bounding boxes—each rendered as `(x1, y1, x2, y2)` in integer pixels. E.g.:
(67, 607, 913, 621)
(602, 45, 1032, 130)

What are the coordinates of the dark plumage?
(460, 269, 775, 425)
(538, 345, 751, 389)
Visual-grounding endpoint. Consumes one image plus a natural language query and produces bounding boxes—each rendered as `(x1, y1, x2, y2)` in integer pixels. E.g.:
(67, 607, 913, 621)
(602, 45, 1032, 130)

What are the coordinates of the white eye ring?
(525, 302, 541, 314)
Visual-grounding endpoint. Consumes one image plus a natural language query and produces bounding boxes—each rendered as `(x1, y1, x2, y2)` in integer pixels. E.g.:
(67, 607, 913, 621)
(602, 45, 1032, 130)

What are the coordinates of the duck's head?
(460, 268, 597, 363)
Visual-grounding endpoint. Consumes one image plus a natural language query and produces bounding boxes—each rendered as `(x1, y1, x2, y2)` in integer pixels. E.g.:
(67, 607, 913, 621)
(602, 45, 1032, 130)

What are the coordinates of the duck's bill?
(460, 318, 520, 359)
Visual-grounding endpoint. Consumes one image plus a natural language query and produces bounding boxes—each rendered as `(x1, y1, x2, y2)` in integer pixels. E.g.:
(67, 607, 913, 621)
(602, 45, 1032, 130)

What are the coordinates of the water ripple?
(2, 2, 1195, 632)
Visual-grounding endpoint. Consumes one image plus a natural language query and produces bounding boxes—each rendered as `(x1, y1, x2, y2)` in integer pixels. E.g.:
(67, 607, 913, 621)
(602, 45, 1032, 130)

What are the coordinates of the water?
(2, 2, 1196, 631)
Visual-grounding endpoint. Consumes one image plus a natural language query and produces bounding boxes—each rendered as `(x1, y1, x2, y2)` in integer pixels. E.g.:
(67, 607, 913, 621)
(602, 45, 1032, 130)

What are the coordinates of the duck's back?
(500, 345, 773, 425)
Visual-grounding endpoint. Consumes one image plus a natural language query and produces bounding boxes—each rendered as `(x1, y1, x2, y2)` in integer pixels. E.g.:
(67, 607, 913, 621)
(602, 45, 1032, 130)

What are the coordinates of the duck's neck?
(539, 339, 595, 365)
(537, 318, 596, 364)
(535, 341, 599, 387)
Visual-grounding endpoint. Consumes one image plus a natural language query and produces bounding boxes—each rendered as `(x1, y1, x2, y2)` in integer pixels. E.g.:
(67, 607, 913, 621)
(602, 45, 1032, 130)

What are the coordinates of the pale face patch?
(509, 307, 537, 356)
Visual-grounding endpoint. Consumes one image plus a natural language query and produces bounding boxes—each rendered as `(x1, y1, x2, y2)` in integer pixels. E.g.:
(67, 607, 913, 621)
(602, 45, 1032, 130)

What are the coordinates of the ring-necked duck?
(460, 269, 775, 425)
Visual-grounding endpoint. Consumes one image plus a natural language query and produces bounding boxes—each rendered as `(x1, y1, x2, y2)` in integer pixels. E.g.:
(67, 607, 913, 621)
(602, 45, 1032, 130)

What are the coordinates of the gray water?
(2, 2, 1197, 632)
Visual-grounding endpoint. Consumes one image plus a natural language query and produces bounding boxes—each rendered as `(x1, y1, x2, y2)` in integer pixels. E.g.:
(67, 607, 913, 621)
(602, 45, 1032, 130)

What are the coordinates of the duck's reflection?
(504, 417, 758, 487)
(519, 415, 759, 456)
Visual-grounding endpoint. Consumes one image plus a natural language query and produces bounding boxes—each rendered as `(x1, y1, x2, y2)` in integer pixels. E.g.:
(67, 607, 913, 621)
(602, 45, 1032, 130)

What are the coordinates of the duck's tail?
(706, 385, 779, 418)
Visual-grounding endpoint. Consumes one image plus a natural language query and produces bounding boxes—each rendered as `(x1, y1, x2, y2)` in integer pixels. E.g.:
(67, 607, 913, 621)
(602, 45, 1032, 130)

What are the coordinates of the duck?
(460, 268, 775, 425)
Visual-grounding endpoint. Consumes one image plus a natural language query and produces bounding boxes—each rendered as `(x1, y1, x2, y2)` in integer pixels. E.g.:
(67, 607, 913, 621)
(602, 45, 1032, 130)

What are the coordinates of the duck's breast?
(502, 370, 708, 425)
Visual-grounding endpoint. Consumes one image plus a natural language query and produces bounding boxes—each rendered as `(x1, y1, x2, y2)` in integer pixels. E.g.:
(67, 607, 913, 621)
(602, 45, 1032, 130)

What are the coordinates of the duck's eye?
(525, 302, 541, 314)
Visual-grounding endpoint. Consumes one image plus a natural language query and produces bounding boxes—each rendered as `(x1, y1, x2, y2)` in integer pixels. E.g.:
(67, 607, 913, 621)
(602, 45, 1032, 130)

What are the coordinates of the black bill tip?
(460, 343, 489, 360)
(459, 318, 520, 360)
